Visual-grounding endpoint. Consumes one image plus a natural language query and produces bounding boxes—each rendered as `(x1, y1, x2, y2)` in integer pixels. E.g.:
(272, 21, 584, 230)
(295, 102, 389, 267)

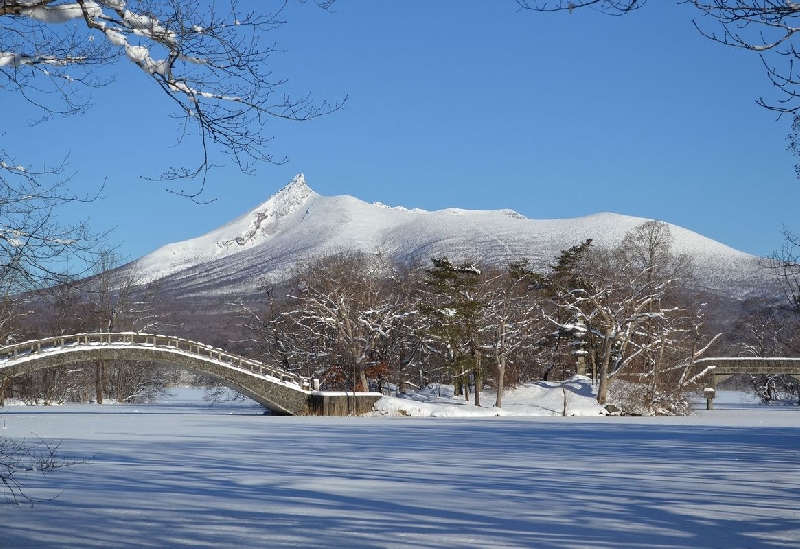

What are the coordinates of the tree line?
(240, 220, 751, 415)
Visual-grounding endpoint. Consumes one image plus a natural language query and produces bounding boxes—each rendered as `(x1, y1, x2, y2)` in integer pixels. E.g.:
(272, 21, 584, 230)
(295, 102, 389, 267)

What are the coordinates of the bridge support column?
(704, 388, 715, 410)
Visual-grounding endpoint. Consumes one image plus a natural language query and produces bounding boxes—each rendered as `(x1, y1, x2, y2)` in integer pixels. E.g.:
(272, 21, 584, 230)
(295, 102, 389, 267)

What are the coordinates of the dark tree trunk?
(495, 354, 506, 408)
(95, 362, 105, 404)
(596, 331, 614, 405)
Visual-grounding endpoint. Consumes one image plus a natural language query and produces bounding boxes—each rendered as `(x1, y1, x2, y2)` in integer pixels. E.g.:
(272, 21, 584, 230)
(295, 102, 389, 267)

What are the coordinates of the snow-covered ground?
(1, 382, 798, 548)
(371, 376, 607, 417)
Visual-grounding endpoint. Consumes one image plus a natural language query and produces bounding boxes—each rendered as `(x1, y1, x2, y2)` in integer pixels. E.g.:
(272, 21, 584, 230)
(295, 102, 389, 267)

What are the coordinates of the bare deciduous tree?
(732, 296, 797, 357)
(0, 156, 99, 292)
(546, 221, 713, 410)
(2, 0, 343, 195)
(282, 251, 403, 392)
(0, 436, 87, 504)
(0, 156, 103, 409)
(481, 261, 545, 408)
(772, 227, 800, 314)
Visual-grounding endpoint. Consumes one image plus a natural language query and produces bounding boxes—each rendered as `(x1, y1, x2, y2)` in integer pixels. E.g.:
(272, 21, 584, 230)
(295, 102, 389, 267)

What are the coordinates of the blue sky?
(7, 0, 800, 261)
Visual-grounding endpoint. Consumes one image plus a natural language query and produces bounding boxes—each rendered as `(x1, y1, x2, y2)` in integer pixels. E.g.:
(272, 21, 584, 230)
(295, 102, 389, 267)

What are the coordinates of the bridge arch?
(0, 333, 381, 415)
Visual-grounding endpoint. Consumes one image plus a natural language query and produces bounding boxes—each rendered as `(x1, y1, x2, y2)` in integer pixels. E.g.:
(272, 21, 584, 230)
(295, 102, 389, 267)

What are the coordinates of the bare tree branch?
(1, 0, 345, 194)
(1, 435, 89, 504)
(0, 146, 107, 293)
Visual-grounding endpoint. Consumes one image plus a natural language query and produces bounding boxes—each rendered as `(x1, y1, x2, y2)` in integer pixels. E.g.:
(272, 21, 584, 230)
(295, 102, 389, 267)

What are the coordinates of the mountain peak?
(267, 173, 314, 211)
(254, 172, 314, 214)
(215, 174, 315, 249)
(285, 173, 310, 192)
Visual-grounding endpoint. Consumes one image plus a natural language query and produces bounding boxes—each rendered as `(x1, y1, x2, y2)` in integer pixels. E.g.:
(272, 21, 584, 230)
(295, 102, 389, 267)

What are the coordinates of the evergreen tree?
(422, 257, 485, 404)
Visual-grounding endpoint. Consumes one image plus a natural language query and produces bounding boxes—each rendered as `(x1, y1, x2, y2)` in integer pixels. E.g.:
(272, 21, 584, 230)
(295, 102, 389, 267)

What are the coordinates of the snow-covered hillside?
(129, 174, 768, 298)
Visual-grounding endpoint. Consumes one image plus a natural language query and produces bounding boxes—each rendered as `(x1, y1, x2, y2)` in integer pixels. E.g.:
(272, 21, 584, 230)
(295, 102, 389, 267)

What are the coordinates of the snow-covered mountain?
(129, 174, 769, 299)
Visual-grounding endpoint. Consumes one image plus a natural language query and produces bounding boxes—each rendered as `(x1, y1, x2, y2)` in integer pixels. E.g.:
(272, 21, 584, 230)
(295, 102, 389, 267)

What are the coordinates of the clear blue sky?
(6, 0, 800, 261)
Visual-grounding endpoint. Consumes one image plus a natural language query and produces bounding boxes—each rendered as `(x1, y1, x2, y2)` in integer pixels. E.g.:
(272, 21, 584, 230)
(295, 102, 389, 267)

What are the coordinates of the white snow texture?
(130, 174, 767, 297)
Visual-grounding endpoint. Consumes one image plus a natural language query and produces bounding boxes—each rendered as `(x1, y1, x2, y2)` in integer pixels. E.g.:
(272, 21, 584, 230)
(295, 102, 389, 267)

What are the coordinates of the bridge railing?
(694, 356, 800, 376)
(0, 332, 308, 388)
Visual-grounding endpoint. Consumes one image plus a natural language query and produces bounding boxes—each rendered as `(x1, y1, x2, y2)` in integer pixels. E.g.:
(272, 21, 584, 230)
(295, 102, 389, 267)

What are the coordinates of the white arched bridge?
(0, 332, 381, 416)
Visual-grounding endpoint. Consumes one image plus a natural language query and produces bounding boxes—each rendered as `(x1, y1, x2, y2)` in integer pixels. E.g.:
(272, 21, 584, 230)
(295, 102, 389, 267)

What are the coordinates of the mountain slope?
(128, 174, 768, 299)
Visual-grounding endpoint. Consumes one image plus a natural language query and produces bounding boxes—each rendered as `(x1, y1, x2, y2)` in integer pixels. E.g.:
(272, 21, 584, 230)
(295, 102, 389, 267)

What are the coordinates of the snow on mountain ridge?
(130, 175, 768, 298)
(373, 201, 427, 214)
(216, 173, 315, 249)
(133, 174, 316, 282)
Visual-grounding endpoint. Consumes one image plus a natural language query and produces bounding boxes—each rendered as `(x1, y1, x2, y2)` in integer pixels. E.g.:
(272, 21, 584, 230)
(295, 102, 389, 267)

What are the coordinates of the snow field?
(371, 377, 606, 417)
(1, 384, 798, 548)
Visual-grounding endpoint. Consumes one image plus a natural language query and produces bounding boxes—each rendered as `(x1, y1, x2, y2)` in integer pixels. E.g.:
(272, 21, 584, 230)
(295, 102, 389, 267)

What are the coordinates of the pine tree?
(422, 258, 484, 404)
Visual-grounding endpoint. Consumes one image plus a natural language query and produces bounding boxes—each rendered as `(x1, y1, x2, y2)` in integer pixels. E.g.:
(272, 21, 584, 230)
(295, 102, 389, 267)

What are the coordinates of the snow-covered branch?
(0, 148, 106, 292)
(1, 0, 344, 193)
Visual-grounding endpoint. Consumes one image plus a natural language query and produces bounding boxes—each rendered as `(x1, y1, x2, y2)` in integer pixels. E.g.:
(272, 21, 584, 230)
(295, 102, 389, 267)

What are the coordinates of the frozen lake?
(1, 390, 799, 548)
